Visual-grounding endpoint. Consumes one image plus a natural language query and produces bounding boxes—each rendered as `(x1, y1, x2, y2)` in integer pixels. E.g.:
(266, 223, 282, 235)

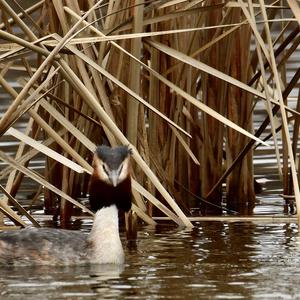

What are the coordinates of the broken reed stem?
(258, 0, 300, 223)
(0, 184, 40, 227)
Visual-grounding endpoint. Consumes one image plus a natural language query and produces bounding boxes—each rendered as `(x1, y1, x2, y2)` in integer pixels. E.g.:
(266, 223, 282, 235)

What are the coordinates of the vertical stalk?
(126, 0, 144, 146)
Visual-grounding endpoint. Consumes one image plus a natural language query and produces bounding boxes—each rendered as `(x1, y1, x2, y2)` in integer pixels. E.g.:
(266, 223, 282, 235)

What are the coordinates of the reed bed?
(0, 0, 299, 228)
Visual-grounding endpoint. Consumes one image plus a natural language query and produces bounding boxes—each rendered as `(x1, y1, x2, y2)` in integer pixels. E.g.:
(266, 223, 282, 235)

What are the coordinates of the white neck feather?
(88, 205, 124, 264)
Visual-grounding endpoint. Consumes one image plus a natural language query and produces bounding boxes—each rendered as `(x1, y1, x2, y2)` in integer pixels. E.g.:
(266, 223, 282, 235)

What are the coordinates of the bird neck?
(87, 205, 124, 264)
(89, 175, 132, 213)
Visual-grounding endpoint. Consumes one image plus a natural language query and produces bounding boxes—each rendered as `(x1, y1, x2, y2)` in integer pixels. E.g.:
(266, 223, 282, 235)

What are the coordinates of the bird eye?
(118, 164, 123, 175)
(102, 164, 109, 175)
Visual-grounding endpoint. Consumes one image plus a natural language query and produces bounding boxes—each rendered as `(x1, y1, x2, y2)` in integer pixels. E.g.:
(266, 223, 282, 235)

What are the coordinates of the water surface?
(1, 222, 300, 299)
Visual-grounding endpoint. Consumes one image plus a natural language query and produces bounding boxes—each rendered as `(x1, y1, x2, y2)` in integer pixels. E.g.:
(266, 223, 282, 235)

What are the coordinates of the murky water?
(1, 221, 300, 299)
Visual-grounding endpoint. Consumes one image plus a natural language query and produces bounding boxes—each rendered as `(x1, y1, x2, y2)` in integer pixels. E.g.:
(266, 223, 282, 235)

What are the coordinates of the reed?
(0, 0, 299, 228)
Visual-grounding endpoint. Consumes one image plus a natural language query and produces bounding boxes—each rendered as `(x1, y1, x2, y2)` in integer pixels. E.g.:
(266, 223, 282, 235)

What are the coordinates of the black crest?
(96, 145, 132, 170)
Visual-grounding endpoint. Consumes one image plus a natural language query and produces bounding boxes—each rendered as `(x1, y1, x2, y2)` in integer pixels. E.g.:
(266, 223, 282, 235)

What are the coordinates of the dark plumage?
(89, 176, 132, 212)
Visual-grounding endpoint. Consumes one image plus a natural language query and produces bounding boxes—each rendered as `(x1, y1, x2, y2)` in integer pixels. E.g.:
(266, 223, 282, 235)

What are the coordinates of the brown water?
(1, 221, 300, 299)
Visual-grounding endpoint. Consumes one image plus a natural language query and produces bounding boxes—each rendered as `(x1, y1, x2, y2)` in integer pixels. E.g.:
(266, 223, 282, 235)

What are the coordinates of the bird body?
(0, 227, 87, 266)
(0, 145, 132, 266)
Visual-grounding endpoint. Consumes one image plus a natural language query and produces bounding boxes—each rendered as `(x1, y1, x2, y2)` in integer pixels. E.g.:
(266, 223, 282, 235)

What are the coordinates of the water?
(1, 222, 300, 299)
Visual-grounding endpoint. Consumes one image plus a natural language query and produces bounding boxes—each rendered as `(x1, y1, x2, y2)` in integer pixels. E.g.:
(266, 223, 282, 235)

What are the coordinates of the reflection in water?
(0, 222, 300, 299)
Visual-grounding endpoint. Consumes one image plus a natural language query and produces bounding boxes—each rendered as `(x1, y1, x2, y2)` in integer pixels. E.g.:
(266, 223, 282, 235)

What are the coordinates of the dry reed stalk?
(0, 184, 40, 227)
(198, 0, 224, 214)
(126, 0, 143, 147)
(0, 206, 25, 227)
(0, 0, 44, 30)
(248, 1, 282, 178)
(0, 0, 299, 228)
(287, 0, 300, 26)
(0, 71, 92, 173)
(206, 66, 300, 201)
(0, 150, 93, 215)
(0, 128, 68, 180)
(225, 8, 255, 214)
(260, 0, 300, 222)
(147, 39, 299, 117)
(108, 38, 267, 145)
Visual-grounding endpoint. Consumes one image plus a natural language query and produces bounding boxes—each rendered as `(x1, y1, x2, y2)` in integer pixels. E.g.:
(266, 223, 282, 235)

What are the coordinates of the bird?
(0, 145, 133, 266)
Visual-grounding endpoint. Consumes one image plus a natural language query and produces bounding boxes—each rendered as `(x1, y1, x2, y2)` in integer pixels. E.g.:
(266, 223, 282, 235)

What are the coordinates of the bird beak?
(109, 170, 119, 187)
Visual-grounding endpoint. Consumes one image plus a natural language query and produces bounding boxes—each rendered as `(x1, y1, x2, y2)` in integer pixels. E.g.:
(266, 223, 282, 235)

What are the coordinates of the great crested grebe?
(0, 145, 132, 266)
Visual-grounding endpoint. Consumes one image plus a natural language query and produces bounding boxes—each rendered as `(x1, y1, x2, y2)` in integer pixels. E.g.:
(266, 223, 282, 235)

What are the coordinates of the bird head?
(92, 145, 132, 187)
